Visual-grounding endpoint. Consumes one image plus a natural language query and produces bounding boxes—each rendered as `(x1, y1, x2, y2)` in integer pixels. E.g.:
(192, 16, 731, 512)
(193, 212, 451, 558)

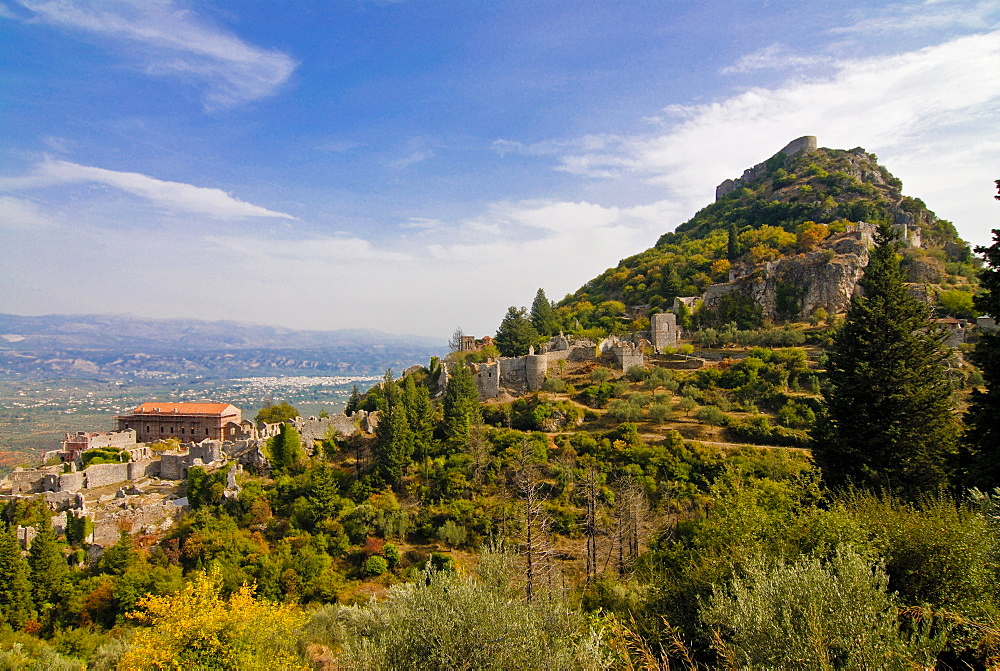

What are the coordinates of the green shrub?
(694, 406, 728, 426)
(541, 377, 567, 393)
(361, 555, 389, 577)
(647, 403, 674, 423)
(331, 549, 608, 669)
(607, 399, 643, 422)
(701, 549, 944, 669)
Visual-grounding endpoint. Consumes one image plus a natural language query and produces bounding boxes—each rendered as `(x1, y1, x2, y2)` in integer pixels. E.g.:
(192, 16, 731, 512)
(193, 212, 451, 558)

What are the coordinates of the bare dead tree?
(509, 438, 557, 602)
(613, 476, 651, 577)
(448, 326, 465, 353)
(464, 422, 490, 485)
(581, 462, 600, 583)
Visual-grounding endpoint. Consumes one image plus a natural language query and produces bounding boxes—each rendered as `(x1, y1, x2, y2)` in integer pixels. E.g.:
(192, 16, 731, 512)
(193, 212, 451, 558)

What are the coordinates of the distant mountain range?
(0, 313, 446, 378)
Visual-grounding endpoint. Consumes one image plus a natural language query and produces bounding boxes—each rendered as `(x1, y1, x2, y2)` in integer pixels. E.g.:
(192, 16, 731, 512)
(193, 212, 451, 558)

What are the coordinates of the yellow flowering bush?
(119, 568, 307, 670)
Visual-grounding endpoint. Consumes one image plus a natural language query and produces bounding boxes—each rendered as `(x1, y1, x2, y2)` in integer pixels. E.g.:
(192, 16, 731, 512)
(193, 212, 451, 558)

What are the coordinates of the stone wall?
(84, 462, 132, 489)
(292, 415, 358, 453)
(473, 361, 501, 399)
(651, 312, 680, 352)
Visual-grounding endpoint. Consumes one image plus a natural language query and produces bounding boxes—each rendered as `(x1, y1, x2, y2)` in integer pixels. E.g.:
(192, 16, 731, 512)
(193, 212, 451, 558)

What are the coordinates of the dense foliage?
(813, 223, 959, 496)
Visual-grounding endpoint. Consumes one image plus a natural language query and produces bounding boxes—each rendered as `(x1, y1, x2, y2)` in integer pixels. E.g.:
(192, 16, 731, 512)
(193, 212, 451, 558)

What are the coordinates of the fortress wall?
(57, 471, 85, 493)
(525, 354, 547, 391)
(473, 362, 501, 399)
(128, 459, 159, 480)
(159, 454, 186, 480)
(84, 462, 131, 489)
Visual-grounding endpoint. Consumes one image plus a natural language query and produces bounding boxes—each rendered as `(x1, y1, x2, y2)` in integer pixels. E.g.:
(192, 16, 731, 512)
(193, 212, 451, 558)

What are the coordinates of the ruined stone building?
(116, 402, 242, 443)
(59, 429, 136, 461)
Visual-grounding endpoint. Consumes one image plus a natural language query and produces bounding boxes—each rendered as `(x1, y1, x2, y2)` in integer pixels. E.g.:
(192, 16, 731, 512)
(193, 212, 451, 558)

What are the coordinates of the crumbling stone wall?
(651, 312, 680, 352)
(473, 361, 501, 399)
(83, 462, 132, 489)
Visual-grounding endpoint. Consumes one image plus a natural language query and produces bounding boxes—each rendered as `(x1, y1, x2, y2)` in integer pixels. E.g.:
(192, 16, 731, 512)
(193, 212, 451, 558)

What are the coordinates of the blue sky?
(2, 0, 1000, 338)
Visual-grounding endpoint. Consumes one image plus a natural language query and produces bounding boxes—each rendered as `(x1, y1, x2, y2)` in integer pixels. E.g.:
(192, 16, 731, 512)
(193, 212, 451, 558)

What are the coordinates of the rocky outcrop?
(704, 224, 874, 321)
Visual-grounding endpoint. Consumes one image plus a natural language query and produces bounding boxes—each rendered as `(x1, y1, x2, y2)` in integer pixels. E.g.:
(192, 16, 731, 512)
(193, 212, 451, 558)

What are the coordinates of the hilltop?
(555, 138, 978, 333)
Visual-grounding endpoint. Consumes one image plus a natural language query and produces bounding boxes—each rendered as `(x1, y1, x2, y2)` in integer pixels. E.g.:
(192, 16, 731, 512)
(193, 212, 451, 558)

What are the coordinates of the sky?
(2, 0, 1000, 339)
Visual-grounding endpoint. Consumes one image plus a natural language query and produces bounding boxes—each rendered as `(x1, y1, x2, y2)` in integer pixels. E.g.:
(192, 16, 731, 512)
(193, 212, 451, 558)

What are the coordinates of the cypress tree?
(662, 268, 683, 303)
(529, 288, 558, 337)
(346, 385, 361, 414)
(812, 223, 959, 497)
(402, 375, 435, 460)
(727, 221, 740, 261)
(0, 524, 33, 629)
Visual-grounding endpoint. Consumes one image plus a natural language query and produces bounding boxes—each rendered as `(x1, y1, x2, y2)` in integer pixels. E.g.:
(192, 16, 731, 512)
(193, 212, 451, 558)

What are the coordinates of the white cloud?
(831, 0, 1000, 36)
(0, 196, 60, 228)
(1, 159, 296, 220)
(551, 30, 1000, 245)
(10, 0, 296, 110)
(206, 234, 413, 264)
(388, 150, 434, 170)
(720, 43, 830, 74)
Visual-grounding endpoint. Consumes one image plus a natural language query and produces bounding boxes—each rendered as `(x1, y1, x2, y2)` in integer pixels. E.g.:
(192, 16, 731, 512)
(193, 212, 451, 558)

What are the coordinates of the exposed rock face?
(704, 224, 874, 321)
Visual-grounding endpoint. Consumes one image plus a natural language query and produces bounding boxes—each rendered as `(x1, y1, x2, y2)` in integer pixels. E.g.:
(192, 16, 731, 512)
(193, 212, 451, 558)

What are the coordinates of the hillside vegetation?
(554, 145, 978, 335)
(0, 146, 998, 669)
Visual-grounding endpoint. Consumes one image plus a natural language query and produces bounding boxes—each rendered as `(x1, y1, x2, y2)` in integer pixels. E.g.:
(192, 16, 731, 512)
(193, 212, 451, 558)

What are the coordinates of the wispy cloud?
(831, 0, 1000, 36)
(207, 234, 413, 264)
(0, 196, 60, 229)
(720, 43, 830, 74)
(551, 30, 1000, 226)
(388, 149, 434, 170)
(1, 159, 296, 220)
(9, 0, 296, 110)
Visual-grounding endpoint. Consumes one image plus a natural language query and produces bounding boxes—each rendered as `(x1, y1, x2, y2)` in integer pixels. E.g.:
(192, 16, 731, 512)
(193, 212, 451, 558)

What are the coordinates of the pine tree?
(662, 268, 683, 303)
(0, 524, 33, 629)
(346, 385, 361, 415)
(373, 370, 413, 486)
(28, 517, 68, 611)
(529, 288, 558, 337)
(965, 213, 1000, 487)
(494, 306, 538, 357)
(442, 364, 481, 449)
(812, 223, 959, 497)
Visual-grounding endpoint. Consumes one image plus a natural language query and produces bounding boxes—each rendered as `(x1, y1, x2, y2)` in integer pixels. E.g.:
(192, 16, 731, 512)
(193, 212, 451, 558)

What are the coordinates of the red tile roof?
(129, 402, 238, 416)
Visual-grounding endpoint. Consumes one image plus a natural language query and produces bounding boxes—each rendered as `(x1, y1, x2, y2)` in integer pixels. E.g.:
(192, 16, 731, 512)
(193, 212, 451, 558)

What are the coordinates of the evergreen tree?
(28, 517, 68, 611)
(494, 306, 538, 357)
(373, 370, 413, 487)
(98, 530, 137, 575)
(965, 212, 1000, 487)
(529, 289, 558, 337)
(402, 375, 435, 461)
(0, 524, 33, 629)
(662, 268, 683, 303)
(269, 423, 304, 473)
(812, 223, 959, 497)
(442, 364, 481, 449)
(727, 221, 740, 261)
(345, 385, 361, 415)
